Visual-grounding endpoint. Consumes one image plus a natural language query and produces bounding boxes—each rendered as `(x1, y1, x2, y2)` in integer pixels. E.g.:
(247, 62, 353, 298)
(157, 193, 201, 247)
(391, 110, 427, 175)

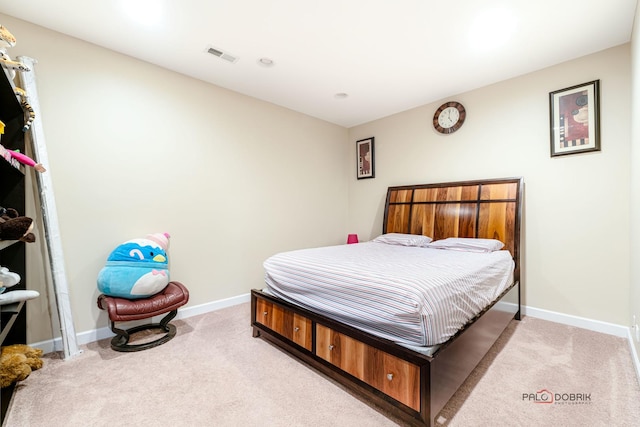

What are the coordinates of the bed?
(251, 177, 523, 426)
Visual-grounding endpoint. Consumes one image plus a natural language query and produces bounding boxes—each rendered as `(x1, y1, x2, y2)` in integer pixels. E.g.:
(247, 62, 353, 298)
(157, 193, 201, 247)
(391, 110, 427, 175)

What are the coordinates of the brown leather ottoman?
(97, 281, 189, 352)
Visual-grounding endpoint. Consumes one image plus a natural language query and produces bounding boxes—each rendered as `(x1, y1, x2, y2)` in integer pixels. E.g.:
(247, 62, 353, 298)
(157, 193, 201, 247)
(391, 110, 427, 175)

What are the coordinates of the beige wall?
(631, 3, 640, 355)
(0, 14, 349, 343)
(348, 45, 632, 326)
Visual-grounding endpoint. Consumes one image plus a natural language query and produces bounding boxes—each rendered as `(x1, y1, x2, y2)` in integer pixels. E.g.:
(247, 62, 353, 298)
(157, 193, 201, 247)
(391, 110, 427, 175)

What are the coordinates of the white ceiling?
(0, 0, 636, 127)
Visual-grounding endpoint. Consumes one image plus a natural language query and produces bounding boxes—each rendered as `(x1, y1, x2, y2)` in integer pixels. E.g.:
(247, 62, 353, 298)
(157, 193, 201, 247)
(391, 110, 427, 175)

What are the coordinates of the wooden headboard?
(383, 177, 523, 265)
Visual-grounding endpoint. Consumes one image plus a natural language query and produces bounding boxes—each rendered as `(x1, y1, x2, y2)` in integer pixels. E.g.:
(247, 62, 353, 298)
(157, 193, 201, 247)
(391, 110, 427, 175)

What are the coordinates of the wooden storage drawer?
(255, 298, 312, 351)
(316, 324, 420, 411)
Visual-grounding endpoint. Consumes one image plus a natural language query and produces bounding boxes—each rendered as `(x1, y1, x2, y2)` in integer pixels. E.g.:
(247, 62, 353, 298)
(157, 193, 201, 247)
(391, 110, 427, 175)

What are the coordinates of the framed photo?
(356, 137, 375, 179)
(549, 80, 600, 157)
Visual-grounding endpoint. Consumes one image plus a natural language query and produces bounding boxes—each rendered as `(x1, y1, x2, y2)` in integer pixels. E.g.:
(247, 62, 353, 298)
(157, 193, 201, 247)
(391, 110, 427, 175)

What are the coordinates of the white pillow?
(428, 237, 504, 253)
(372, 233, 432, 247)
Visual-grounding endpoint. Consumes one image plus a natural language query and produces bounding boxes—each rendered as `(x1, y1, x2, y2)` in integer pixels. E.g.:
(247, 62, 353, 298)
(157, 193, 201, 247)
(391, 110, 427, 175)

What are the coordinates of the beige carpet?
(4, 303, 640, 427)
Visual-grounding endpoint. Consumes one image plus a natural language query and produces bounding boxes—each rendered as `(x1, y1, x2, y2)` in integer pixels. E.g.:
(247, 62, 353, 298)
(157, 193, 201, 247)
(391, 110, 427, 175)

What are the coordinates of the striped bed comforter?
(263, 241, 514, 347)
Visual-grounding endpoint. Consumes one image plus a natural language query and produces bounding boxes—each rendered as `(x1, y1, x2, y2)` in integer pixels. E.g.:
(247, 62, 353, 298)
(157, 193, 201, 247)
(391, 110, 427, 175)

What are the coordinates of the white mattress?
(263, 241, 514, 347)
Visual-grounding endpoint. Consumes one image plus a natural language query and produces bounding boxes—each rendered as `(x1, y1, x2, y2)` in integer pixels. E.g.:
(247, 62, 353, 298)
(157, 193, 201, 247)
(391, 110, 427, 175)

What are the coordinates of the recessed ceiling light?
(258, 57, 275, 67)
(334, 93, 349, 99)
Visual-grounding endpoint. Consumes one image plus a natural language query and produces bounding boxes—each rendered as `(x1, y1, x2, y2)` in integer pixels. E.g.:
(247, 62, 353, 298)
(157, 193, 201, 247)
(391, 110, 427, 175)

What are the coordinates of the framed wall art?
(549, 80, 600, 157)
(356, 137, 375, 179)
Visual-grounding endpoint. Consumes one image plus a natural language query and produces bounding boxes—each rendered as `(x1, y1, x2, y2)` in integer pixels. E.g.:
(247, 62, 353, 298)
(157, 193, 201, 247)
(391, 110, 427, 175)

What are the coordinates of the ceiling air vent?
(205, 45, 238, 64)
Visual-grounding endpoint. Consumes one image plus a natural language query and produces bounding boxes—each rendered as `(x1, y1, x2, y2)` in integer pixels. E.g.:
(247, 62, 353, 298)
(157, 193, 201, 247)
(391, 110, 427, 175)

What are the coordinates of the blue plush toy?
(97, 232, 170, 299)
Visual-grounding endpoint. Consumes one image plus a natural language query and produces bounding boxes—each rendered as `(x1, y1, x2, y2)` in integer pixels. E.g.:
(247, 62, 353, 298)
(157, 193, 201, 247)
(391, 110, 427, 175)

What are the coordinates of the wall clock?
(433, 101, 466, 134)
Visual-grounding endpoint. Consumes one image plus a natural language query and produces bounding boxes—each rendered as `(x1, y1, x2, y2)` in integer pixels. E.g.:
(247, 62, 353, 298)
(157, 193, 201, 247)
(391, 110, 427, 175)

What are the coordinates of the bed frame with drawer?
(251, 177, 523, 426)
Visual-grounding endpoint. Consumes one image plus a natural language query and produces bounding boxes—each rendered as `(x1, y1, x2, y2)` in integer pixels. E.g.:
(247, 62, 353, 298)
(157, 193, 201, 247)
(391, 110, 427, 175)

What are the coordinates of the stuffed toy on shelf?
(0, 207, 35, 243)
(0, 266, 20, 292)
(0, 289, 40, 306)
(0, 263, 40, 306)
(0, 24, 36, 132)
(0, 24, 30, 80)
(0, 122, 43, 171)
(3, 149, 45, 173)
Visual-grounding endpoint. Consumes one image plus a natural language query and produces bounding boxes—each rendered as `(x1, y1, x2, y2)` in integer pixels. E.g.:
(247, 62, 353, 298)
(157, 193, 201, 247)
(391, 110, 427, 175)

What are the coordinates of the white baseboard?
(627, 329, 640, 387)
(522, 305, 629, 337)
(30, 293, 251, 355)
(174, 292, 251, 320)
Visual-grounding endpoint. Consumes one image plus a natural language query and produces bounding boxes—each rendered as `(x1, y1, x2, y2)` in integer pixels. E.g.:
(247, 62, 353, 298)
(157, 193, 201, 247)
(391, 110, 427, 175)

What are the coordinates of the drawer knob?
(386, 373, 394, 381)
(328, 345, 335, 351)
(263, 311, 268, 316)
(294, 327, 300, 332)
